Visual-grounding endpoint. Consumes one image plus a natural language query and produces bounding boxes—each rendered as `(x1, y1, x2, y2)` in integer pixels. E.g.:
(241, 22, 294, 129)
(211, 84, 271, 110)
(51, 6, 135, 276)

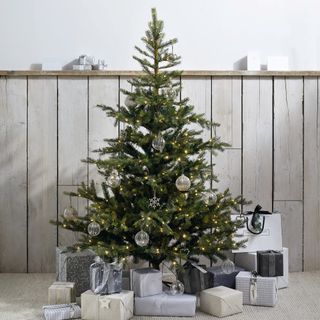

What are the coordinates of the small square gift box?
(43, 303, 81, 320)
(235, 248, 288, 289)
(48, 282, 76, 305)
(257, 250, 283, 277)
(130, 268, 162, 297)
(56, 247, 95, 296)
(134, 293, 197, 317)
(200, 286, 243, 318)
(236, 271, 278, 306)
(207, 265, 244, 289)
(177, 261, 213, 294)
(81, 290, 134, 320)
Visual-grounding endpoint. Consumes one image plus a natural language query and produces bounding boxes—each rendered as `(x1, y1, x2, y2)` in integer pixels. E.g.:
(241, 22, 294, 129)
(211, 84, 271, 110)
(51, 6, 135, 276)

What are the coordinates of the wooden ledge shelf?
(1, 70, 320, 77)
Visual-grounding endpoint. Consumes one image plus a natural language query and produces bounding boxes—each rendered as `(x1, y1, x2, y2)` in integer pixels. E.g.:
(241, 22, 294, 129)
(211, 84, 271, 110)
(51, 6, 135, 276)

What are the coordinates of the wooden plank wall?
(0, 74, 319, 272)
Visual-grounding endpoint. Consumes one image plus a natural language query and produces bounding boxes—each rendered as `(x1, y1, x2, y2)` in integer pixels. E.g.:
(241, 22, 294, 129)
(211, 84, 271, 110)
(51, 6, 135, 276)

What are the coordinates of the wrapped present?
(81, 290, 133, 320)
(122, 270, 130, 291)
(207, 266, 244, 289)
(200, 286, 243, 317)
(134, 293, 196, 316)
(130, 268, 162, 297)
(236, 271, 278, 306)
(90, 257, 122, 295)
(56, 247, 95, 296)
(235, 247, 288, 289)
(48, 282, 76, 305)
(43, 303, 81, 320)
(257, 250, 283, 277)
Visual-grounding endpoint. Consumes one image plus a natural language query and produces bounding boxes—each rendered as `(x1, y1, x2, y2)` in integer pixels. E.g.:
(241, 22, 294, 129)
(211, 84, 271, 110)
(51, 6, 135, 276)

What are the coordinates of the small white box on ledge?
(267, 56, 289, 71)
(234, 52, 261, 71)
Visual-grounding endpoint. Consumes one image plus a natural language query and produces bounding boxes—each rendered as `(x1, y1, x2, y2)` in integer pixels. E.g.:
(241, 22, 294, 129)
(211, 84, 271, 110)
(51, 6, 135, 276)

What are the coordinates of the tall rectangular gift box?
(56, 247, 95, 296)
(134, 293, 197, 317)
(207, 266, 244, 289)
(130, 268, 163, 297)
(48, 282, 76, 305)
(236, 271, 278, 307)
(235, 247, 288, 289)
(200, 286, 243, 318)
(81, 290, 134, 320)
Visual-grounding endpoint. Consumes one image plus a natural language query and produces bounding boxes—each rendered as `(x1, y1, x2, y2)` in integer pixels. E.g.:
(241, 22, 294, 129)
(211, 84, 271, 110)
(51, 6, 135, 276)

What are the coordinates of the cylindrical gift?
(43, 303, 81, 320)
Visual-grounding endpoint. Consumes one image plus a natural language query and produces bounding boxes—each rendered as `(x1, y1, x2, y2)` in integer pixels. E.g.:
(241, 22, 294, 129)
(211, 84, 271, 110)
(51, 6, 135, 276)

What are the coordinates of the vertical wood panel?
(274, 77, 303, 200)
(304, 77, 320, 270)
(243, 77, 273, 210)
(0, 77, 27, 272)
(274, 201, 303, 272)
(28, 77, 57, 272)
(58, 77, 88, 185)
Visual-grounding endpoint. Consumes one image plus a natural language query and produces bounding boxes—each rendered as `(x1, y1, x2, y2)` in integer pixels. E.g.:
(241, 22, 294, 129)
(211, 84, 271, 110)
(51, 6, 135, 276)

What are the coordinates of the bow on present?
(182, 258, 208, 274)
(244, 205, 272, 235)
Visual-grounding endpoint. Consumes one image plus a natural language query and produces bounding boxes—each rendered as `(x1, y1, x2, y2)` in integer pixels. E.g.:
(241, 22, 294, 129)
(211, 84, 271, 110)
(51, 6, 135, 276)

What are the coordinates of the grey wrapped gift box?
(56, 247, 95, 297)
(134, 293, 197, 316)
(43, 303, 81, 320)
(207, 266, 244, 289)
(257, 250, 283, 277)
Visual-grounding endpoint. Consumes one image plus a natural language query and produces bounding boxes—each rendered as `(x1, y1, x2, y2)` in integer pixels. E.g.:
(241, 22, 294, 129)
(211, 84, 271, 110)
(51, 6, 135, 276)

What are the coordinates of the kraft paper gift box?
(43, 303, 81, 320)
(236, 271, 278, 307)
(56, 247, 95, 296)
(200, 286, 243, 318)
(235, 247, 288, 289)
(207, 266, 244, 289)
(81, 290, 134, 320)
(48, 282, 76, 305)
(130, 268, 162, 297)
(134, 293, 197, 317)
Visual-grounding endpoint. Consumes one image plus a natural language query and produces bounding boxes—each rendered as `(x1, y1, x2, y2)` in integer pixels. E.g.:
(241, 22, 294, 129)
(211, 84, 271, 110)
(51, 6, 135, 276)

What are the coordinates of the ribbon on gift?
(249, 271, 258, 304)
(244, 205, 272, 235)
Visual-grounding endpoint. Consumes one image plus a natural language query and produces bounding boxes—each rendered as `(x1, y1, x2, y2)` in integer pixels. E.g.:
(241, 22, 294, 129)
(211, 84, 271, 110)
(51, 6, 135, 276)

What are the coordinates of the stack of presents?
(43, 210, 288, 319)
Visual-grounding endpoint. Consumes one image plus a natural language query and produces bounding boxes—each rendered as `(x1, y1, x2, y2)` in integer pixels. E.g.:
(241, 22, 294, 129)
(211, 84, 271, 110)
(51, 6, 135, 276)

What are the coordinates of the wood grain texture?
(0, 77, 27, 272)
(28, 77, 57, 272)
(274, 201, 303, 272)
(58, 77, 88, 185)
(243, 77, 273, 210)
(303, 77, 320, 270)
(274, 77, 303, 201)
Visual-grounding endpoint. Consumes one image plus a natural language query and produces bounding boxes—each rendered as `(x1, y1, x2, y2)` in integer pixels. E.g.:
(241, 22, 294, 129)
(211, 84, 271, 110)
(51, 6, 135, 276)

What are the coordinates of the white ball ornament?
(107, 169, 121, 188)
(175, 174, 191, 192)
(135, 230, 149, 247)
(125, 95, 137, 108)
(152, 134, 165, 152)
(202, 190, 217, 206)
(169, 280, 184, 295)
(221, 259, 235, 274)
(88, 221, 101, 237)
(63, 205, 78, 220)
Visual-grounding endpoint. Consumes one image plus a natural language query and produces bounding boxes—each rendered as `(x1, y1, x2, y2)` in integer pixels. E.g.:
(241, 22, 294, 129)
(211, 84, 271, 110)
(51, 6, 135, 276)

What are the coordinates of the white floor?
(0, 272, 320, 320)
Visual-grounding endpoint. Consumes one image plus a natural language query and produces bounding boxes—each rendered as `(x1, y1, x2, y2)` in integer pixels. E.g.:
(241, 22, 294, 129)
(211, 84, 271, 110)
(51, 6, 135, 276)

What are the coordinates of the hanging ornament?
(135, 230, 149, 247)
(124, 95, 137, 108)
(221, 259, 235, 274)
(149, 190, 161, 210)
(169, 280, 184, 295)
(175, 174, 191, 192)
(88, 221, 101, 237)
(63, 195, 78, 220)
(107, 169, 121, 188)
(152, 133, 165, 152)
(202, 190, 217, 206)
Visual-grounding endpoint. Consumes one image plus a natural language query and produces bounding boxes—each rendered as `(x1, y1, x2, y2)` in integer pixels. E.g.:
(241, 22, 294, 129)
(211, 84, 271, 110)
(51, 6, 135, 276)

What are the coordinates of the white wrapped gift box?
(48, 282, 76, 305)
(235, 247, 288, 289)
(134, 293, 196, 317)
(81, 290, 134, 320)
(236, 271, 278, 307)
(200, 286, 243, 318)
(130, 268, 162, 297)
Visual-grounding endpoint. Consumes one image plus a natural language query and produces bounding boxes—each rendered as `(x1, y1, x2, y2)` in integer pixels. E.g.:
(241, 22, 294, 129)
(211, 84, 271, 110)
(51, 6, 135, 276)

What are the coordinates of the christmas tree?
(58, 8, 246, 269)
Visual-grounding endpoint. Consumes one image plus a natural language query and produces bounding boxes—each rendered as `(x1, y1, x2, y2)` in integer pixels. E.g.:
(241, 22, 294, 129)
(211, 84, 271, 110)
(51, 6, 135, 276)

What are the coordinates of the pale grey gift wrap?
(130, 268, 162, 297)
(134, 293, 197, 316)
(43, 303, 81, 320)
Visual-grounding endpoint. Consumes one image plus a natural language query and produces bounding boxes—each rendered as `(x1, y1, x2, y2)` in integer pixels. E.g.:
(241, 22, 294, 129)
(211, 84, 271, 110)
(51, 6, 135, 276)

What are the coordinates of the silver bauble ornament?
(135, 230, 149, 247)
(124, 95, 137, 107)
(88, 221, 101, 237)
(221, 259, 235, 274)
(169, 281, 184, 295)
(202, 190, 217, 206)
(107, 169, 121, 188)
(175, 174, 191, 192)
(152, 134, 165, 152)
(63, 205, 78, 220)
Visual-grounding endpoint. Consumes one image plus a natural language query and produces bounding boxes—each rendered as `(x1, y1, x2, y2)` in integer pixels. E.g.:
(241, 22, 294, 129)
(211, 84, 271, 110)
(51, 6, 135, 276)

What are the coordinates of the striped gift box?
(43, 303, 81, 320)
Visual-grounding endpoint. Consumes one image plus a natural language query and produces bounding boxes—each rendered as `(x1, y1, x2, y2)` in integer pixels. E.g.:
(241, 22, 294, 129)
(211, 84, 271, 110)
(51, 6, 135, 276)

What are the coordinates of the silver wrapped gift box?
(130, 268, 162, 297)
(134, 293, 197, 317)
(56, 247, 95, 296)
(236, 271, 278, 306)
(43, 303, 81, 320)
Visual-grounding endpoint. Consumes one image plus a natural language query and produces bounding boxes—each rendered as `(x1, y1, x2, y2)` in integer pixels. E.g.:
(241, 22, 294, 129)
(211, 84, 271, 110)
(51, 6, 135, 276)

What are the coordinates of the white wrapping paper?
(130, 268, 162, 297)
(48, 282, 76, 305)
(134, 293, 196, 317)
(236, 271, 278, 306)
(81, 290, 134, 320)
(43, 303, 81, 320)
(200, 286, 243, 317)
(235, 247, 289, 289)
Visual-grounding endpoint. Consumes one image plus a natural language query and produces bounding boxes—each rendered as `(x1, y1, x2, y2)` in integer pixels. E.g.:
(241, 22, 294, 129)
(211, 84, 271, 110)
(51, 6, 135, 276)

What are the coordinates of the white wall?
(0, 0, 319, 70)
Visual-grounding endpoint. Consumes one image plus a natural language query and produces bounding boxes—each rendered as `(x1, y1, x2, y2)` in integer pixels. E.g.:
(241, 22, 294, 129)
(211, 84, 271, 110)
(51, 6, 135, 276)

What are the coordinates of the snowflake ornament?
(149, 192, 161, 209)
